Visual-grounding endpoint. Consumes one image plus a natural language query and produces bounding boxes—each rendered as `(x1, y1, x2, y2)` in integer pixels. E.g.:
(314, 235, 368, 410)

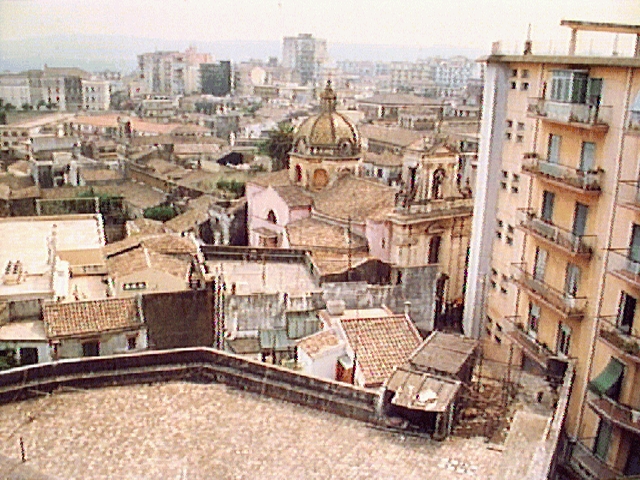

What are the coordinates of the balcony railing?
(527, 98, 612, 131)
(521, 155, 602, 193)
(512, 263, 588, 318)
(392, 196, 474, 217)
(608, 249, 640, 290)
(598, 315, 640, 363)
(617, 180, 640, 213)
(508, 327, 555, 370)
(587, 389, 640, 436)
(519, 210, 595, 259)
(568, 438, 623, 480)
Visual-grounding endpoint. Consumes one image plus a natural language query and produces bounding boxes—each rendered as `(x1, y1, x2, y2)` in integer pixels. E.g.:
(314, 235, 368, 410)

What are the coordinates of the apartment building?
(465, 20, 640, 478)
(282, 34, 328, 85)
(138, 47, 212, 96)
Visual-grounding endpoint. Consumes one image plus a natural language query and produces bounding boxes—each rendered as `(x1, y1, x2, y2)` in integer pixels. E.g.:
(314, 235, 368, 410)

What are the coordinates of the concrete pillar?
(463, 63, 509, 339)
(568, 29, 577, 56)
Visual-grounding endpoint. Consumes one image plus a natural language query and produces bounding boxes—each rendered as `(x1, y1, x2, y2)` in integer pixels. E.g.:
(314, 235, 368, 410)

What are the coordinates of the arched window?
(432, 168, 445, 199)
(295, 164, 303, 183)
(428, 235, 442, 264)
(266, 210, 277, 224)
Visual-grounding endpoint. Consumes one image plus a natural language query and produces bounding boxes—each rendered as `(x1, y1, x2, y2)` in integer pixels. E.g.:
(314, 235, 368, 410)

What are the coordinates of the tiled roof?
(359, 94, 442, 106)
(310, 252, 370, 276)
(287, 217, 367, 251)
(297, 329, 342, 359)
(339, 315, 422, 387)
(248, 169, 291, 188)
(43, 297, 141, 339)
(163, 196, 215, 234)
(360, 125, 425, 148)
(273, 185, 313, 208)
(126, 218, 166, 236)
(79, 169, 123, 183)
(363, 151, 403, 167)
(313, 175, 396, 222)
(94, 181, 166, 210)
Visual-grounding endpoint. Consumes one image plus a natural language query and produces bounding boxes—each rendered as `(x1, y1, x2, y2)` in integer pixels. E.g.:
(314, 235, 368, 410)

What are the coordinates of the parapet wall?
(0, 347, 381, 424)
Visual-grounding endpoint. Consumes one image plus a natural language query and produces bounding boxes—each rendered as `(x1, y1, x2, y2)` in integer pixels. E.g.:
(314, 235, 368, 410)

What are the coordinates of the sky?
(1, 0, 639, 55)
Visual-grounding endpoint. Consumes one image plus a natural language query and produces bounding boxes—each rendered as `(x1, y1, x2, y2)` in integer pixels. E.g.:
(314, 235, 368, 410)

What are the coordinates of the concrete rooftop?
(0, 382, 504, 479)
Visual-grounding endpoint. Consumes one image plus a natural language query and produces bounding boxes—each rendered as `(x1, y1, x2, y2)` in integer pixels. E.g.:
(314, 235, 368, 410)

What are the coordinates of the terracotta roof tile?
(363, 151, 404, 167)
(43, 297, 141, 339)
(248, 170, 291, 188)
(273, 185, 313, 208)
(360, 125, 425, 148)
(313, 175, 396, 222)
(297, 329, 342, 359)
(340, 315, 422, 387)
(287, 217, 367, 251)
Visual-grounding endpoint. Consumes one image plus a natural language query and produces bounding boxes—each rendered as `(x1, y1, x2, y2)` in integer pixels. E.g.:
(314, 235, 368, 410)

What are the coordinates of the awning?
(588, 358, 624, 396)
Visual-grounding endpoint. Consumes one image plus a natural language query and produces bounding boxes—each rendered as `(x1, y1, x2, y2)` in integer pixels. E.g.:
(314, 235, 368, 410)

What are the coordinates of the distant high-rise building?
(200, 61, 233, 97)
(282, 34, 328, 85)
(138, 47, 212, 96)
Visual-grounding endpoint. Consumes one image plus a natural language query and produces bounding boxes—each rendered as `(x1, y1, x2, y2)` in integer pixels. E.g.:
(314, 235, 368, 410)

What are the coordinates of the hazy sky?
(1, 0, 639, 53)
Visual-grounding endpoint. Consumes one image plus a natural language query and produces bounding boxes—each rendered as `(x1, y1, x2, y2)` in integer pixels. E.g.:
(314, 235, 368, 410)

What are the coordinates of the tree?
(143, 205, 178, 222)
(36, 100, 46, 111)
(258, 121, 294, 171)
(21, 103, 32, 111)
(4, 103, 15, 111)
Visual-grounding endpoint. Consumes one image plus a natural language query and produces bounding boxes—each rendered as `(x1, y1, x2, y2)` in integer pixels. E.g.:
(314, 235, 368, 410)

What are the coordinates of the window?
(511, 186, 519, 194)
(507, 225, 514, 234)
(549, 70, 588, 103)
(497, 219, 504, 228)
(541, 191, 555, 222)
(506, 120, 513, 128)
(521, 69, 530, 79)
(127, 336, 137, 350)
(564, 263, 581, 298)
(617, 292, 637, 334)
(521, 82, 529, 91)
(82, 340, 100, 357)
(501, 170, 509, 178)
(432, 169, 445, 199)
(557, 323, 571, 356)
(496, 230, 502, 239)
(505, 236, 514, 245)
(528, 303, 540, 339)
(512, 174, 520, 183)
(500, 181, 507, 190)
(267, 210, 277, 224)
(572, 203, 589, 237)
(505, 132, 512, 140)
(533, 247, 548, 280)
(496, 323, 503, 332)
(490, 280, 497, 289)
(500, 285, 508, 294)
(630, 224, 640, 264)
(547, 134, 561, 163)
(491, 268, 498, 276)
(428, 236, 441, 264)
(511, 82, 517, 90)
(516, 135, 524, 143)
(511, 69, 518, 78)
(517, 122, 525, 131)
(594, 420, 613, 461)
(579, 141, 596, 172)
(123, 282, 147, 291)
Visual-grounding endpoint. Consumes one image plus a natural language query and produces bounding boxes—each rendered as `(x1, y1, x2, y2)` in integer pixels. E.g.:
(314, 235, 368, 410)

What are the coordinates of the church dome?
(293, 81, 361, 157)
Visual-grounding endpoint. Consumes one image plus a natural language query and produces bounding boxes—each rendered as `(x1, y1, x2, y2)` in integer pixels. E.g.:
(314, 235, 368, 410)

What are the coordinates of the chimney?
(404, 301, 411, 317)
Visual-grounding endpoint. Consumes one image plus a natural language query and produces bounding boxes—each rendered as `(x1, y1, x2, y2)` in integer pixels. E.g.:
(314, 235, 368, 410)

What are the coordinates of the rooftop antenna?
(613, 34, 620, 57)
(523, 24, 532, 55)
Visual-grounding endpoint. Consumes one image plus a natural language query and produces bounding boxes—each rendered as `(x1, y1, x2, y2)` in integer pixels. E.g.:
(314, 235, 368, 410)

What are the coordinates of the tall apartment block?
(138, 47, 212, 96)
(464, 20, 640, 478)
(282, 34, 328, 85)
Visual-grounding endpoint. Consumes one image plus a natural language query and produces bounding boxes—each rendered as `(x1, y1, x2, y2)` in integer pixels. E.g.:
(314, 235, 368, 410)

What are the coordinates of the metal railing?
(519, 210, 595, 258)
(568, 438, 622, 480)
(512, 263, 588, 317)
(522, 155, 602, 192)
(586, 389, 640, 436)
(598, 315, 640, 361)
(527, 97, 612, 128)
(617, 180, 640, 211)
(607, 249, 640, 289)
(393, 196, 474, 216)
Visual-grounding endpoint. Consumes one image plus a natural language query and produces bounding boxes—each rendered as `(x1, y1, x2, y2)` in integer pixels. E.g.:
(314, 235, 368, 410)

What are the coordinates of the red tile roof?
(339, 315, 422, 387)
(43, 298, 142, 339)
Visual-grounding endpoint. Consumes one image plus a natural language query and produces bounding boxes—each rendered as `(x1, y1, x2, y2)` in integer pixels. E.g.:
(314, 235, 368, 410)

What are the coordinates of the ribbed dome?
(293, 81, 360, 157)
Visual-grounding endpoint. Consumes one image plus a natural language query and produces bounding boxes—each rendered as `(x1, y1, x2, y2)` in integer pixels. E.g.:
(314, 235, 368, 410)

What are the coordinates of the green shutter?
(588, 358, 624, 396)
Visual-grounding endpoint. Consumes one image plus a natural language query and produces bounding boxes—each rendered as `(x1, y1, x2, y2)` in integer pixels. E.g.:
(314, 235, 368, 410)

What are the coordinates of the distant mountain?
(0, 34, 486, 73)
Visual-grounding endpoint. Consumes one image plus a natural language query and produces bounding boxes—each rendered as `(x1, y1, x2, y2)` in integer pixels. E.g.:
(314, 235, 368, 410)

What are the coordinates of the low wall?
(0, 347, 381, 424)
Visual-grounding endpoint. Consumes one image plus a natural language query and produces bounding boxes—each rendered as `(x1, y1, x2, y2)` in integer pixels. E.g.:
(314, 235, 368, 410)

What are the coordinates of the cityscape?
(0, 1, 639, 479)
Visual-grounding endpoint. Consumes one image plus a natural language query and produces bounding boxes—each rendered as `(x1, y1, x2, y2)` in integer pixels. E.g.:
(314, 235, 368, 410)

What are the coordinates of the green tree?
(143, 205, 178, 222)
(22, 102, 32, 111)
(36, 100, 46, 111)
(216, 179, 245, 198)
(258, 121, 294, 171)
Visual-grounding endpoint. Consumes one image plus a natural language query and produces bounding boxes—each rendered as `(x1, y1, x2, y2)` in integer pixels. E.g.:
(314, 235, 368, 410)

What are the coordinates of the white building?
(81, 78, 111, 111)
(282, 34, 328, 85)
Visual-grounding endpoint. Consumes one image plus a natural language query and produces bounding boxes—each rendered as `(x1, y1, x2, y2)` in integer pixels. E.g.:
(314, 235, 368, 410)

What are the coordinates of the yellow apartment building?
(464, 21, 640, 478)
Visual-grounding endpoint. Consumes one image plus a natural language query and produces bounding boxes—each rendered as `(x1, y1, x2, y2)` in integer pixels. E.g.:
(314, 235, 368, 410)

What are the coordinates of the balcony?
(587, 390, 640, 436)
(625, 111, 640, 136)
(608, 249, 640, 290)
(521, 154, 602, 195)
(616, 180, 640, 214)
(568, 438, 622, 480)
(391, 197, 474, 220)
(527, 97, 611, 132)
(598, 315, 640, 363)
(507, 327, 555, 370)
(512, 263, 588, 318)
(519, 210, 595, 260)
